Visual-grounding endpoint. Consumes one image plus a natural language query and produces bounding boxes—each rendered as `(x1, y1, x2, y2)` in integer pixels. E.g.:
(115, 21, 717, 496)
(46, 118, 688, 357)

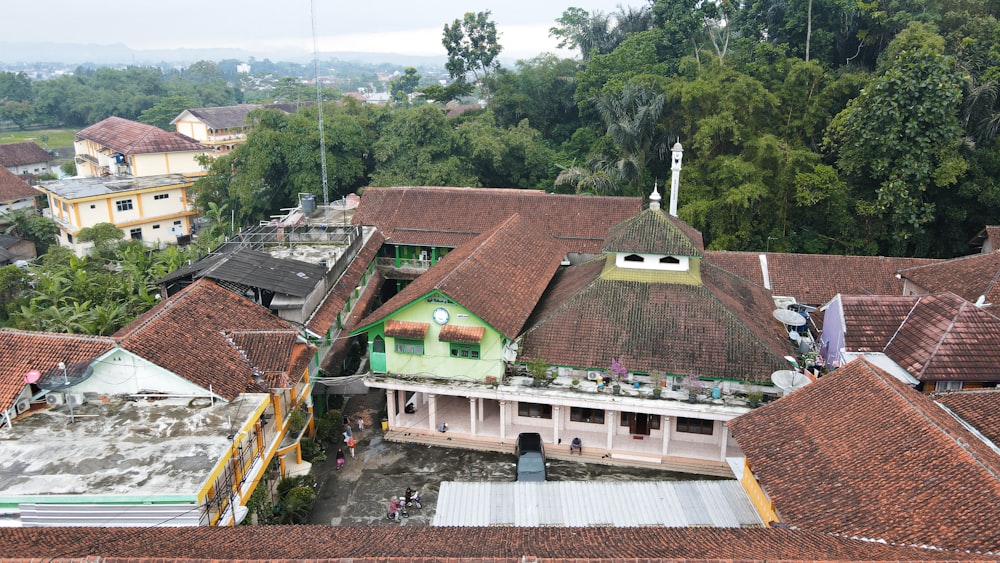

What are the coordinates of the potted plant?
(571, 379, 580, 388)
(527, 357, 550, 387)
(747, 391, 764, 408)
(683, 374, 702, 403)
(652, 386, 663, 398)
(610, 358, 627, 395)
(287, 408, 308, 437)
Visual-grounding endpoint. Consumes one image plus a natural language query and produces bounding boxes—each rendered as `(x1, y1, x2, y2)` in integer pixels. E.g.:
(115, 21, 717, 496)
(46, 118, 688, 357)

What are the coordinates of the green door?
(371, 335, 386, 373)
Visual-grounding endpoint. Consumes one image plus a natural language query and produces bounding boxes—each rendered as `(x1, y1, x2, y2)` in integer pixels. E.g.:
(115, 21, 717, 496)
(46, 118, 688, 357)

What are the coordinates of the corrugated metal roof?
(432, 480, 763, 527)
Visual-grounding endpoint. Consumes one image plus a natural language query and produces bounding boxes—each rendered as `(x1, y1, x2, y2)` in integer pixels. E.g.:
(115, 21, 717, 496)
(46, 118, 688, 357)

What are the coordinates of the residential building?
(0, 141, 51, 177)
(0, 165, 38, 215)
(350, 185, 792, 476)
(969, 225, 1000, 253)
(74, 116, 208, 178)
(171, 104, 260, 153)
(35, 173, 197, 254)
(729, 358, 1000, 553)
(0, 234, 35, 266)
(819, 291, 1000, 392)
(0, 279, 316, 526)
(896, 251, 1000, 307)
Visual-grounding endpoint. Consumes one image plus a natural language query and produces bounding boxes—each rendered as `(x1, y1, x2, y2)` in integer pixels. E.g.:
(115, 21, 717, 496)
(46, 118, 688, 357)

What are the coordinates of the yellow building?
(171, 104, 261, 154)
(35, 173, 197, 254)
(74, 116, 208, 178)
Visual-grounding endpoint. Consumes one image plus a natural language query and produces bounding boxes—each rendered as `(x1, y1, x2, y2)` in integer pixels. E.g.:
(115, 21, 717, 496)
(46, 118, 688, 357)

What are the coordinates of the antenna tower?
(311, 0, 330, 208)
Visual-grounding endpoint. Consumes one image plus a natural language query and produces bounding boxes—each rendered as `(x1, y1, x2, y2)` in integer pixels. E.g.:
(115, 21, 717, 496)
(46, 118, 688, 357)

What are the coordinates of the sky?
(6, 1, 646, 62)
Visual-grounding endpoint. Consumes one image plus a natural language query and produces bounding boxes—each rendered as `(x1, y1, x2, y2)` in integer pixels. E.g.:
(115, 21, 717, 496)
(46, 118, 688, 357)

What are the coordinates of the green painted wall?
(377, 293, 505, 382)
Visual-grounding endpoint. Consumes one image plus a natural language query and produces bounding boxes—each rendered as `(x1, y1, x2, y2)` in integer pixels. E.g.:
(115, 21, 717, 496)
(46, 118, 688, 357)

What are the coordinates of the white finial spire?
(649, 181, 661, 210)
(669, 141, 683, 217)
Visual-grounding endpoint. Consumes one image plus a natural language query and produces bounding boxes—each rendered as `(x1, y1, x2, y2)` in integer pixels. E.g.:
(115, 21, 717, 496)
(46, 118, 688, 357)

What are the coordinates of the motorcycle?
(386, 497, 408, 521)
(404, 488, 422, 510)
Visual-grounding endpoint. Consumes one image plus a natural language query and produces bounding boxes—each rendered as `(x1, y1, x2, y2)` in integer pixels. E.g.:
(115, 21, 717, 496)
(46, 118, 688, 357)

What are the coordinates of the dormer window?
(615, 251, 690, 272)
(659, 256, 680, 264)
(624, 254, 644, 263)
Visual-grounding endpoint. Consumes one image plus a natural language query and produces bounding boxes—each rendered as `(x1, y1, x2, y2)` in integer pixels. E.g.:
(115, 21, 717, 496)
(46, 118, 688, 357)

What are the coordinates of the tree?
(138, 95, 198, 129)
(0, 265, 30, 322)
(488, 55, 581, 144)
(370, 105, 477, 187)
(442, 11, 503, 99)
(390, 68, 421, 104)
(0, 208, 58, 255)
(590, 80, 670, 193)
(825, 24, 965, 249)
(77, 222, 125, 255)
(417, 80, 475, 104)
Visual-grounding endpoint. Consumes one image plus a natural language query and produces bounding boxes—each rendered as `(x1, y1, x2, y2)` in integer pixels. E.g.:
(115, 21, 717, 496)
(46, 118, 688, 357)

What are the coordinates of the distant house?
(0, 141, 51, 177)
(171, 104, 260, 154)
(969, 225, 1000, 253)
(729, 358, 1000, 554)
(819, 292, 1000, 391)
(0, 165, 38, 215)
(896, 251, 1000, 308)
(74, 116, 208, 178)
(35, 173, 197, 254)
(0, 234, 36, 266)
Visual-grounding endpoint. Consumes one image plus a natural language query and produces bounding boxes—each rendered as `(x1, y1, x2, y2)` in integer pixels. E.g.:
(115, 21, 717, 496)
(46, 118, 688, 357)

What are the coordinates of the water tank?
(301, 194, 316, 212)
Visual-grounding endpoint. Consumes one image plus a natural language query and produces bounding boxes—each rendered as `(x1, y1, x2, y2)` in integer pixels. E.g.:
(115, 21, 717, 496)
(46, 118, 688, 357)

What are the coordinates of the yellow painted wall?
(740, 459, 780, 525)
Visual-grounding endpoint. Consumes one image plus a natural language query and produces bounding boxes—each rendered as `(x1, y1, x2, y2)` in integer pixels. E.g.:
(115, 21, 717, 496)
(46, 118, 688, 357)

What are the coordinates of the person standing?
(336, 448, 345, 470)
(357, 417, 364, 432)
(342, 422, 353, 443)
(347, 435, 356, 458)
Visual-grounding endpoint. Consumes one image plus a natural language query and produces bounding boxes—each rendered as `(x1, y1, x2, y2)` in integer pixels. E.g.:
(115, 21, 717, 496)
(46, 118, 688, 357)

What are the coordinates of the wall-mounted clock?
(432, 307, 450, 325)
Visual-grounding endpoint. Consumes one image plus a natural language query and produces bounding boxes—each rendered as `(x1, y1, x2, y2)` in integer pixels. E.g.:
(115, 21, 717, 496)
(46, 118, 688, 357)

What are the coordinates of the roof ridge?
(863, 359, 1000, 483)
(915, 296, 964, 379)
(436, 214, 522, 290)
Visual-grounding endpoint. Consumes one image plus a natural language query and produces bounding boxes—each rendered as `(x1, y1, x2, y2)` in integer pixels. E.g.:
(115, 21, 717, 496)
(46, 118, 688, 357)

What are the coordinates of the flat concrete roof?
(0, 394, 267, 505)
(37, 174, 190, 200)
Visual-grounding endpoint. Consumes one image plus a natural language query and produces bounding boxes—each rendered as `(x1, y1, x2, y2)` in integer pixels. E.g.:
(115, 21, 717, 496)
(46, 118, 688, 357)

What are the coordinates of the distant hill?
(0, 42, 448, 69)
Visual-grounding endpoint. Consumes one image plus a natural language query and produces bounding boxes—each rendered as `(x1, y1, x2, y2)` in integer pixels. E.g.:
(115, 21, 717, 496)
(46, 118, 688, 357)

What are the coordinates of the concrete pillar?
(478, 398, 484, 422)
(606, 410, 616, 451)
(499, 401, 507, 440)
(386, 389, 398, 426)
(469, 397, 477, 436)
(719, 422, 729, 461)
(428, 394, 438, 432)
(552, 406, 561, 445)
(662, 417, 671, 456)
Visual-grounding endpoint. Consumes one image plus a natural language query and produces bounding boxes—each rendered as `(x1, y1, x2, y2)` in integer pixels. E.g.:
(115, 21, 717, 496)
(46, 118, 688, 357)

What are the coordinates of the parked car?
(515, 432, 546, 481)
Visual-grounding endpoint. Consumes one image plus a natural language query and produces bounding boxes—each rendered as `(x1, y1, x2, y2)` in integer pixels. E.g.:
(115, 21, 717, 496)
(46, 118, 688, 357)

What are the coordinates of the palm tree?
(591, 82, 669, 192)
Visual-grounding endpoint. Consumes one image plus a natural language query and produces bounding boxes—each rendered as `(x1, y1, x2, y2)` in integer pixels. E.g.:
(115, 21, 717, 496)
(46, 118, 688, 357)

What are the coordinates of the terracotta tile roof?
(352, 186, 642, 254)
(936, 390, 1000, 446)
(0, 525, 988, 561)
(439, 324, 485, 343)
(0, 166, 40, 202)
(705, 251, 938, 306)
(603, 208, 704, 256)
(358, 214, 567, 339)
(729, 358, 1000, 553)
(0, 140, 51, 167)
(385, 320, 430, 339)
(520, 259, 790, 382)
(227, 330, 298, 372)
(174, 104, 262, 129)
(898, 251, 1000, 307)
(113, 279, 295, 400)
(306, 230, 385, 335)
(76, 116, 206, 155)
(838, 292, 1000, 381)
(0, 329, 116, 412)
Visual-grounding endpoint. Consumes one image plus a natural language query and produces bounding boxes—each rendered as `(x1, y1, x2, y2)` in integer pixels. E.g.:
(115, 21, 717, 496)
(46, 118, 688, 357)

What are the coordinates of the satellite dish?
(502, 341, 518, 363)
(773, 308, 807, 327)
(24, 370, 41, 384)
(771, 369, 811, 392)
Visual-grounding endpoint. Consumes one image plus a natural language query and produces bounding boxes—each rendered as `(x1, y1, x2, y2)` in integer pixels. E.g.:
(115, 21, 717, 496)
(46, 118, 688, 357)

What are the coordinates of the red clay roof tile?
(357, 214, 566, 339)
(0, 525, 988, 560)
(76, 116, 206, 155)
(113, 279, 296, 400)
(385, 320, 430, 339)
(898, 252, 1000, 308)
(0, 141, 51, 167)
(439, 324, 485, 343)
(0, 166, 40, 202)
(729, 358, 1000, 553)
(352, 186, 641, 254)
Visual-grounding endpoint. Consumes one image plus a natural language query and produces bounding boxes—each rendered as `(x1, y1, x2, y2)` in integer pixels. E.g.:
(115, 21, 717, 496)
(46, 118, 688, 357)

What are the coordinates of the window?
(934, 381, 963, 392)
(394, 338, 424, 355)
(174, 220, 182, 226)
(154, 193, 169, 200)
(676, 417, 714, 435)
(90, 204, 96, 209)
(570, 407, 604, 424)
(116, 199, 134, 212)
(621, 412, 661, 430)
(518, 402, 552, 419)
(129, 228, 142, 241)
(659, 256, 680, 264)
(450, 343, 480, 359)
(624, 254, 644, 262)
(67, 234, 73, 244)
(61, 202, 68, 213)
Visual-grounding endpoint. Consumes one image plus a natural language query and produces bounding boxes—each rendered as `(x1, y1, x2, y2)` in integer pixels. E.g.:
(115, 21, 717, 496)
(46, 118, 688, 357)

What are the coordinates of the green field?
(0, 128, 76, 150)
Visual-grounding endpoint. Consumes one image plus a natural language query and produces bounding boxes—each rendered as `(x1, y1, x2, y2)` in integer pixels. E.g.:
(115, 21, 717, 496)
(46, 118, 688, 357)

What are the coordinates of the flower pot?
(652, 390, 662, 398)
(687, 395, 697, 404)
(612, 385, 621, 395)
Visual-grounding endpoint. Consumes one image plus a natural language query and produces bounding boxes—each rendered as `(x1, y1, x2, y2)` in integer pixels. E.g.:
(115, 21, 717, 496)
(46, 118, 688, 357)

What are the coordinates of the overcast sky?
(6, 1, 646, 61)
